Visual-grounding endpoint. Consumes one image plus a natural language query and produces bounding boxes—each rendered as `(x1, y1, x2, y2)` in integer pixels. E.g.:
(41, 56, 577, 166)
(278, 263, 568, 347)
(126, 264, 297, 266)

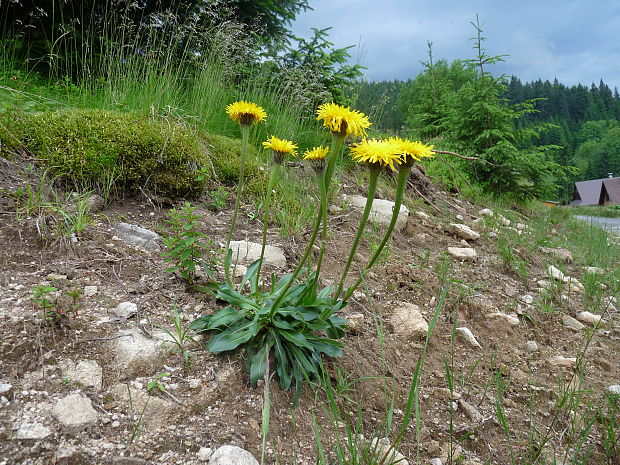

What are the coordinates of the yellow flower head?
(262, 136, 298, 163)
(350, 138, 402, 171)
(303, 146, 329, 161)
(316, 102, 371, 138)
(391, 137, 434, 166)
(225, 101, 267, 126)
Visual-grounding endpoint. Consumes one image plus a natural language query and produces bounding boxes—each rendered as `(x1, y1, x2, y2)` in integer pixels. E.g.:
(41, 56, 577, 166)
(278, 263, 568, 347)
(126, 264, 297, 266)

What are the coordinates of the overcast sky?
(291, 0, 620, 90)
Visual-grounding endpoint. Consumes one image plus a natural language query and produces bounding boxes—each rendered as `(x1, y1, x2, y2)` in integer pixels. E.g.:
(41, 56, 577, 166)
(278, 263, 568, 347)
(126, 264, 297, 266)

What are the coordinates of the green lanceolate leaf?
(307, 335, 344, 357)
(207, 318, 259, 353)
(271, 330, 291, 390)
(280, 330, 313, 350)
(249, 342, 269, 386)
(206, 306, 246, 330)
(317, 285, 333, 299)
(189, 314, 212, 332)
(216, 283, 261, 310)
(288, 344, 319, 377)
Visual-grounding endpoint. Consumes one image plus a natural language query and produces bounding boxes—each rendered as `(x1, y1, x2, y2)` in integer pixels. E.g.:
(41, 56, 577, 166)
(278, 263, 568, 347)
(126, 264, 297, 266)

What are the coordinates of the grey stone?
(345, 313, 365, 334)
(478, 208, 494, 217)
(525, 341, 539, 353)
(576, 311, 602, 325)
(459, 399, 484, 422)
(83, 285, 98, 297)
(585, 266, 604, 275)
(16, 421, 52, 439)
(415, 211, 430, 221)
(456, 327, 481, 348)
(109, 329, 172, 376)
(390, 303, 428, 341)
(229, 240, 286, 269)
(0, 382, 12, 396)
(113, 223, 161, 252)
(608, 385, 620, 396)
(540, 247, 573, 262)
(486, 312, 519, 326)
(108, 383, 175, 428)
(60, 360, 103, 390)
(447, 247, 477, 261)
(450, 223, 480, 241)
(547, 265, 565, 281)
(51, 393, 98, 432)
(562, 314, 585, 331)
(430, 459, 443, 465)
(111, 458, 148, 465)
(497, 215, 511, 226)
(115, 301, 138, 319)
(209, 445, 259, 465)
(548, 356, 576, 367)
(346, 194, 409, 231)
(198, 447, 213, 461)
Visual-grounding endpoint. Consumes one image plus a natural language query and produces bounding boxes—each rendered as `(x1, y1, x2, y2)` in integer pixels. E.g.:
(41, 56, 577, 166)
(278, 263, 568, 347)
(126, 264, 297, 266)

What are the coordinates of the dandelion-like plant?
(224, 101, 266, 284)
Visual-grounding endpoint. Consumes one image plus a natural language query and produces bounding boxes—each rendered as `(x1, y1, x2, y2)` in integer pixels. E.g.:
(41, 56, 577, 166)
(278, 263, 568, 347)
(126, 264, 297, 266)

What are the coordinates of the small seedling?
(147, 372, 170, 393)
(207, 186, 229, 211)
(156, 307, 195, 373)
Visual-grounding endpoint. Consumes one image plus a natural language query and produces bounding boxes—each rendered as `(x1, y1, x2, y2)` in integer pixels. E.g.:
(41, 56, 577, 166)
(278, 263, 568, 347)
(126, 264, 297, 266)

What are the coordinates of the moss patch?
(20, 109, 208, 198)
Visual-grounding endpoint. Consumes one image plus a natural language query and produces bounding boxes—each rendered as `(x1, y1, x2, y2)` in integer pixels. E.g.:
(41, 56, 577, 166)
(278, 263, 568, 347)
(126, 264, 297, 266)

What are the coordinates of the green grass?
(569, 205, 620, 218)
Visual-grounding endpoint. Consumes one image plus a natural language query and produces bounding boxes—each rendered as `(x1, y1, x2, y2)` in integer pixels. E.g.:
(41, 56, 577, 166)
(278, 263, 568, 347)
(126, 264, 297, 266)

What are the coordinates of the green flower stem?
(332, 165, 381, 303)
(314, 169, 329, 279)
(269, 171, 326, 317)
(225, 123, 250, 285)
(324, 132, 345, 192)
(256, 161, 281, 283)
(342, 165, 411, 302)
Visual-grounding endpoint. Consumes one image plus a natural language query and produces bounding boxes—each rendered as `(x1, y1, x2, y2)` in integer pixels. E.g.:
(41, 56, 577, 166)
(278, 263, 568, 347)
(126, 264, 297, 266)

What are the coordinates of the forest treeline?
(357, 69, 620, 202)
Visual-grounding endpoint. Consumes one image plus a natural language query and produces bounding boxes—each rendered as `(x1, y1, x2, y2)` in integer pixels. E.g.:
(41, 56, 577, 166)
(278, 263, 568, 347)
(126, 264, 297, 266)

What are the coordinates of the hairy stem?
(256, 162, 281, 284)
(333, 166, 381, 302)
(225, 123, 250, 285)
(342, 166, 411, 302)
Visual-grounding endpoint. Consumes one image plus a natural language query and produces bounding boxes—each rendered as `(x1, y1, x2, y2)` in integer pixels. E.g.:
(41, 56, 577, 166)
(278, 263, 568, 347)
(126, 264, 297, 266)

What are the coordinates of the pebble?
(576, 311, 602, 325)
(115, 302, 138, 319)
(456, 327, 481, 348)
(447, 247, 477, 261)
(345, 313, 365, 334)
(525, 341, 539, 353)
(548, 356, 576, 367)
(478, 208, 493, 217)
(197, 447, 213, 461)
(84, 286, 98, 297)
(608, 385, 620, 396)
(547, 265, 565, 281)
(562, 314, 585, 331)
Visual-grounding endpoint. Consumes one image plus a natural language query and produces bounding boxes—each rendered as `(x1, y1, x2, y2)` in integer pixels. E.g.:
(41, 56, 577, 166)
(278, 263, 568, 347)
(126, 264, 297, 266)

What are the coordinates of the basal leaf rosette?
(226, 101, 267, 126)
(316, 102, 371, 138)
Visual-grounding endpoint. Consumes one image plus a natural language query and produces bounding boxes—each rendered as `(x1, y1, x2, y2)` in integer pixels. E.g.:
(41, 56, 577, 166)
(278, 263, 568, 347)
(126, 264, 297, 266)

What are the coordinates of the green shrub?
(20, 109, 208, 198)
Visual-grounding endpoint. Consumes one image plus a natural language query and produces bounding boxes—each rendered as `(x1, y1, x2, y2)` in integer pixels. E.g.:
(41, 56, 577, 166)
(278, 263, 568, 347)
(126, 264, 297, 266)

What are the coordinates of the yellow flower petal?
(349, 138, 402, 171)
(303, 146, 329, 161)
(390, 137, 434, 165)
(262, 136, 298, 156)
(225, 101, 267, 125)
(316, 102, 371, 137)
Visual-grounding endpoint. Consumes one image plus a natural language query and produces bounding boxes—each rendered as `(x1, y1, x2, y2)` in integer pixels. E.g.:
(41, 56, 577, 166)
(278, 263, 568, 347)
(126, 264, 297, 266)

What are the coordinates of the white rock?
(487, 231, 497, 238)
(198, 447, 213, 462)
(547, 266, 565, 281)
(498, 215, 511, 226)
(229, 240, 287, 268)
(478, 208, 494, 217)
(60, 360, 103, 390)
(608, 385, 620, 396)
(576, 311, 602, 325)
(83, 285, 98, 297)
(415, 211, 430, 221)
(447, 247, 477, 261)
(516, 223, 526, 230)
(390, 303, 428, 340)
(113, 223, 161, 252)
(562, 314, 585, 331)
(233, 264, 247, 278)
(51, 393, 98, 432)
(585, 266, 604, 275)
(346, 194, 410, 231)
(540, 247, 573, 262)
(360, 437, 409, 465)
(345, 313, 365, 334)
(0, 383, 12, 395)
(456, 327, 481, 348)
(486, 312, 520, 326)
(209, 445, 259, 465)
(548, 356, 576, 367)
(115, 301, 137, 319)
(16, 421, 52, 439)
(430, 459, 443, 465)
(525, 341, 538, 353)
(450, 223, 480, 241)
(537, 280, 552, 290)
(565, 278, 585, 294)
(521, 294, 534, 304)
(459, 399, 483, 422)
(109, 329, 173, 376)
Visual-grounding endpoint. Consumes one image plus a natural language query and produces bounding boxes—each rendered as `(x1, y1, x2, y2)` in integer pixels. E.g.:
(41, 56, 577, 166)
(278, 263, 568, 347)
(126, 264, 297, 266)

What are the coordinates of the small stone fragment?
(229, 240, 287, 268)
(547, 265, 565, 281)
(562, 314, 585, 331)
(113, 223, 161, 252)
(198, 447, 213, 462)
(576, 311, 602, 325)
(540, 247, 573, 262)
(585, 266, 604, 275)
(346, 313, 365, 334)
(548, 356, 576, 367)
(83, 285, 98, 297)
(450, 223, 480, 241)
(415, 211, 430, 221)
(459, 399, 483, 422)
(209, 445, 259, 465)
(478, 208, 493, 217)
(16, 421, 52, 439)
(60, 360, 103, 390)
(390, 303, 428, 340)
(115, 301, 137, 319)
(608, 385, 620, 396)
(447, 247, 477, 261)
(486, 312, 519, 326)
(525, 341, 538, 353)
(51, 393, 99, 432)
(456, 327, 481, 348)
(346, 195, 410, 231)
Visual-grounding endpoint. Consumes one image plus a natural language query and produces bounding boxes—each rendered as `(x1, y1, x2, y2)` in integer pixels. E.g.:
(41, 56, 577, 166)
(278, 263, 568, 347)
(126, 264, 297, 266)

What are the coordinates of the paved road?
(574, 215, 620, 234)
